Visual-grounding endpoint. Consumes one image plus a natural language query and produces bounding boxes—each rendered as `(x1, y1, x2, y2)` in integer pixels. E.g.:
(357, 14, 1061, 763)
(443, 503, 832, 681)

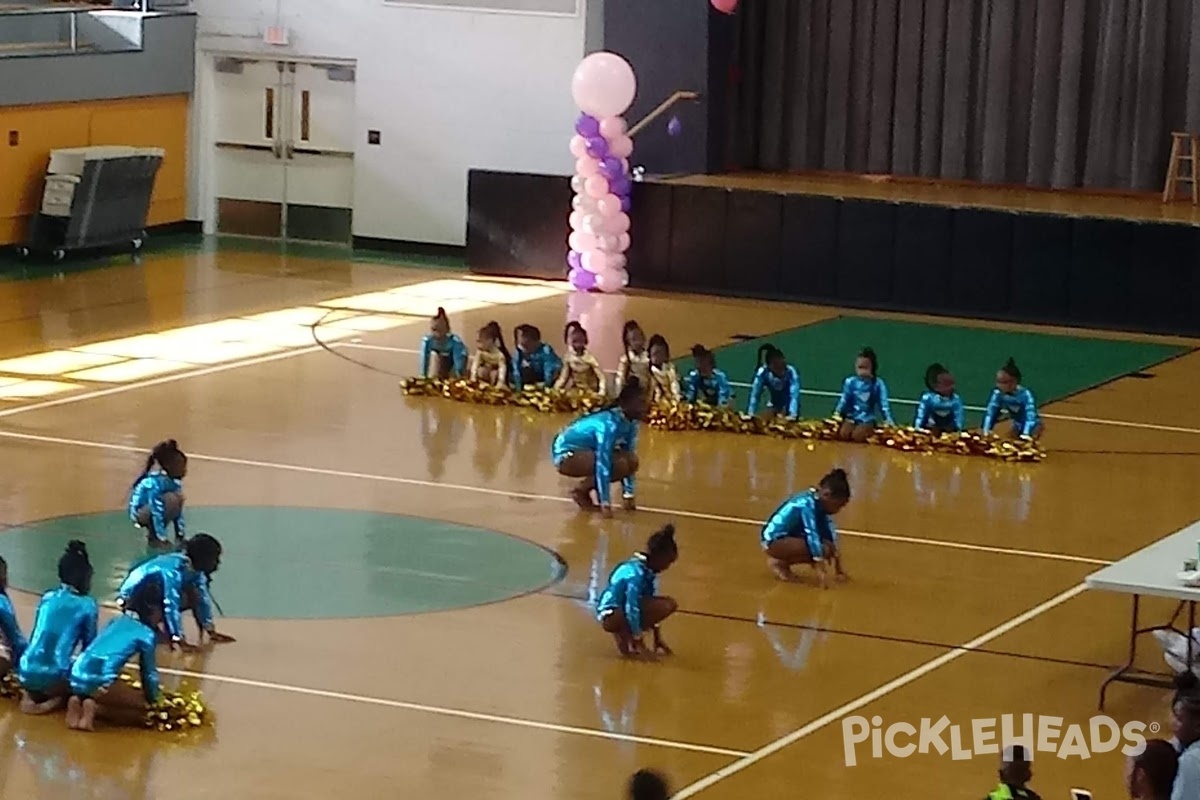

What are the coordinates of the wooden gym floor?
(0, 244, 1197, 799)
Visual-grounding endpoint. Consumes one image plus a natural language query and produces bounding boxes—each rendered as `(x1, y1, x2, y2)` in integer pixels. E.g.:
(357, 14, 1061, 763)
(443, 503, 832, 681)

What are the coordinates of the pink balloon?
(610, 135, 634, 159)
(598, 234, 619, 252)
(572, 194, 596, 213)
(569, 231, 597, 252)
(611, 212, 631, 233)
(569, 211, 584, 231)
(611, 254, 627, 271)
(569, 135, 588, 158)
(582, 213, 604, 234)
(711, 0, 739, 12)
(597, 194, 621, 217)
(571, 52, 638, 119)
(595, 267, 627, 293)
(617, 232, 630, 252)
(581, 250, 609, 274)
(585, 175, 610, 199)
(599, 117, 627, 139)
(576, 157, 599, 177)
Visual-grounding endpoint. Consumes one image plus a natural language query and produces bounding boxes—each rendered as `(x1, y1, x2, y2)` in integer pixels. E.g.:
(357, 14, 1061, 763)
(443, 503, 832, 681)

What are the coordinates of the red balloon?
(711, 0, 738, 13)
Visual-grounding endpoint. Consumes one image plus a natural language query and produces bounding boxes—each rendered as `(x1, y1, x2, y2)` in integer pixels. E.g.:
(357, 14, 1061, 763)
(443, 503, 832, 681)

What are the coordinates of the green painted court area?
(675, 315, 1190, 425)
(2, 507, 565, 620)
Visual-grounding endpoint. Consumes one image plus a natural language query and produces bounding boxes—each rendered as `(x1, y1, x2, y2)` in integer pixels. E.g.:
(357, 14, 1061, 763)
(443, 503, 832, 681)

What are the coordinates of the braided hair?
(1000, 357, 1022, 382)
(924, 362, 949, 392)
(858, 347, 878, 377)
(644, 524, 678, 571)
(513, 323, 541, 352)
(819, 468, 851, 500)
(757, 343, 784, 370)
(58, 539, 93, 595)
(133, 439, 185, 486)
(622, 320, 646, 356)
(647, 334, 670, 364)
(478, 321, 511, 365)
(628, 769, 670, 800)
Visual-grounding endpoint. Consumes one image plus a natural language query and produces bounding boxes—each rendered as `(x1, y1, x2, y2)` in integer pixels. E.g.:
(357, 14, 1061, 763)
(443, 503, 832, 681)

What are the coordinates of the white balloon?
(570, 175, 585, 194)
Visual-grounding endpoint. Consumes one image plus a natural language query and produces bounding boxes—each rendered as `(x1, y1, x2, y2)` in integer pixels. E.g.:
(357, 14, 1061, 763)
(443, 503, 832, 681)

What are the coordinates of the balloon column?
(567, 52, 636, 293)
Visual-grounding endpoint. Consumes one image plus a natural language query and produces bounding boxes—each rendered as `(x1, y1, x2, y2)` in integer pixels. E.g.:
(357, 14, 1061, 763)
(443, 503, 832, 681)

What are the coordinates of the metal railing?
(0, 5, 145, 57)
(628, 90, 701, 138)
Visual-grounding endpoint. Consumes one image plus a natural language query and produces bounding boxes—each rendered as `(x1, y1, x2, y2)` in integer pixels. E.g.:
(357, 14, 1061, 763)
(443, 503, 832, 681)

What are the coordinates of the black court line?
(544, 589, 1113, 673)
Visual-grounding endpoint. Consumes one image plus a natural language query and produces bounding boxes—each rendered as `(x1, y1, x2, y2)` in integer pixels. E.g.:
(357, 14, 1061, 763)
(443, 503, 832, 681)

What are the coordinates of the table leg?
(1100, 594, 1141, 711)
(1188, 601, 1196, 671)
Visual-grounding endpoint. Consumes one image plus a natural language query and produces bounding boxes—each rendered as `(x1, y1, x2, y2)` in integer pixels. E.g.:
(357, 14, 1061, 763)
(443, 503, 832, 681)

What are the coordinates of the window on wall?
(382, 0, 578, 13)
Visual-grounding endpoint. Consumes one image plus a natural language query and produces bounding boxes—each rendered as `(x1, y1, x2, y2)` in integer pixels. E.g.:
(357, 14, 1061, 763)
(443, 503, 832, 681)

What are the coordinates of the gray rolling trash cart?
(17, 146, 165, 262)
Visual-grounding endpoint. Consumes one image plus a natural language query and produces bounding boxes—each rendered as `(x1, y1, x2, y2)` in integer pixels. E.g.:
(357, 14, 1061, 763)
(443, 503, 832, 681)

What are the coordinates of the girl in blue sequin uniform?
(982, 357, 1043, 439)
(66, 574, 165, 732)
(835, 347, 894, 442)
(683, 345, 733, 406)
(116, 534, 234, 649)
(17, 541, 98, 715)
(748, 344, 801, 418)
(511, 324, 562, 390)
(597, 525, 679, 657)
(128, 439, 187, 547)
(552, 378, 646, 517)
(0, 555, 28, 678)
(419, 307, 469, 379)
(759, 469, 851, 586)
(913, 363, 966, 434)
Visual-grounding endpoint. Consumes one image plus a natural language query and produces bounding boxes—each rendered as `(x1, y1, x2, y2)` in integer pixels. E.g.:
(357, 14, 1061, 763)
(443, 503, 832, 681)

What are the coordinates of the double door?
(212, 57, 356, 243)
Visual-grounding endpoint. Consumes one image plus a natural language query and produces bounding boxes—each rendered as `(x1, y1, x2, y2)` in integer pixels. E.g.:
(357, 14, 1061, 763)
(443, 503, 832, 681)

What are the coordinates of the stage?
(665, 172, 1200, 227)
(467, 170, 1200, 336)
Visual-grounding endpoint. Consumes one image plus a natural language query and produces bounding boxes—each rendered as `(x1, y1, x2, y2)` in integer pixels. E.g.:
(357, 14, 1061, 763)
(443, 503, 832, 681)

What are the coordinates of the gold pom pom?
(402, 380, 1048, 463)
(865, 426, 1046, 462)
(144, 683, 211, 733)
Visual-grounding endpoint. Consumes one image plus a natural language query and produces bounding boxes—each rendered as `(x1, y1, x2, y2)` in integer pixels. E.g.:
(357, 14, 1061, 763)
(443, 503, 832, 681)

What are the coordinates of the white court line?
(149, 664, 750, 758)
(670, 583, 1088, 799)
(0, 345, 330, 420)
(348, 342, 1200, 436)
(0, 429, 1111, 568)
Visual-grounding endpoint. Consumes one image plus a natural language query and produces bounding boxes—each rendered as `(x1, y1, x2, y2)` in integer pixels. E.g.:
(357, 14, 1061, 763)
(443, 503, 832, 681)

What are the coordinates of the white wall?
(190, 0, 587, 245)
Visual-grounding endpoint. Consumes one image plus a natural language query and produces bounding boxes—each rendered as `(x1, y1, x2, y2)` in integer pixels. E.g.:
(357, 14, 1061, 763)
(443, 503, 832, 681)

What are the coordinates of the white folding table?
(1085, 521, 1200, 710)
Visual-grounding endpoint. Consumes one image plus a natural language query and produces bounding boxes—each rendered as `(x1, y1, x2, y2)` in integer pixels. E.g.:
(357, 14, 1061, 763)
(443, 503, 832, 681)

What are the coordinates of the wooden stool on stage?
(1163, 132, 1200, 204)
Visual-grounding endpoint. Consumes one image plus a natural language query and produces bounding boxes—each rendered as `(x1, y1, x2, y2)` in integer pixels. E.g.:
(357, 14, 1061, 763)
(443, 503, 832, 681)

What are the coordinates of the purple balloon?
(575, 114, 600, 137)
(567, 250, 582, 271)
(599, 157, 623, 180)
(667, 115, 682, 137)
(585, 136, 609, 159)
(610, 177, 631, 195)
(620, 195, 632, 213)
(569, 267, 597, 291)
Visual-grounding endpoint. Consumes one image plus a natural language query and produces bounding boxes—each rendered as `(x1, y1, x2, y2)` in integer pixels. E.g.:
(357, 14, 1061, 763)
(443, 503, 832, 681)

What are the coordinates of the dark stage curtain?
(726, 0, 1200, 192)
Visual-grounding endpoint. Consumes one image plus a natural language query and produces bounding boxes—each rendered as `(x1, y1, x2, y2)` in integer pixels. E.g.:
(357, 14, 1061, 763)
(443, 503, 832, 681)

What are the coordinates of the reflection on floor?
(0, 277, 568, 401)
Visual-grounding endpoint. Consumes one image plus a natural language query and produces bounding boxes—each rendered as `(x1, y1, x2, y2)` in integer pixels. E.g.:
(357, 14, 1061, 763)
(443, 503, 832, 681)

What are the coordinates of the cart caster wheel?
(51, 249, 66, 263)
(15, 246, 29, 259)
(132, 237, 144, 252)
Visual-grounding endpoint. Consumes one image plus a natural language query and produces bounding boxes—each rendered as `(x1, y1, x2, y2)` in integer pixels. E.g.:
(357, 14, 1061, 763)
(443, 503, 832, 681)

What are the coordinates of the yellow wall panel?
(0, 94, 190, 245)
(0, 104, 90, 220)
